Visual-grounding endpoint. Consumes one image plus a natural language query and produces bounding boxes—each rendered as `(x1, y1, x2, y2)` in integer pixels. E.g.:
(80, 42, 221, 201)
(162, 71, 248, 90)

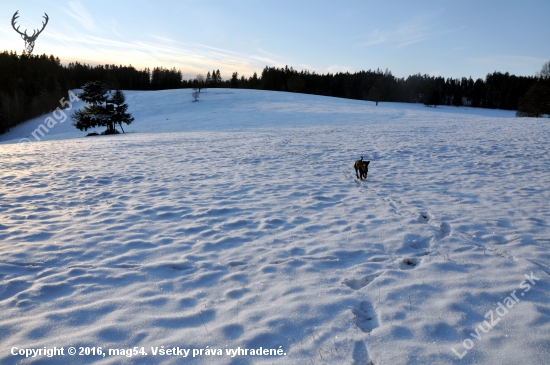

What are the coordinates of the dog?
(354, 156, 370, 180)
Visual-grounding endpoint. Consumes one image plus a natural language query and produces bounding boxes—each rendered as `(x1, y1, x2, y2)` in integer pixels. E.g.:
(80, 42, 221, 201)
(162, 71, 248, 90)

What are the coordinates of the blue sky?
(0, 0, 548, 80)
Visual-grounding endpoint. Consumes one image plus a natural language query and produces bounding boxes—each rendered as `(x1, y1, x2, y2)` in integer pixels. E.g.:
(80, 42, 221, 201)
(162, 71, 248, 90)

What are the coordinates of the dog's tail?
(360, 156, 363, 161)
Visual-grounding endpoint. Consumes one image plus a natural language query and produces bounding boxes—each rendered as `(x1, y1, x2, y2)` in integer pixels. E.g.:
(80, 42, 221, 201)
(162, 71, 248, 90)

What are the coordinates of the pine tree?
(206, 71, 212, 86)
(210, 69, 217, 86)
(72, 81, 109, 132)
(72, 82, 135, 134)
(78, 80, 108, 106)
(109, 90, 134, 132)
(251, 72, 259, 88)
(231, 72, 239, 88)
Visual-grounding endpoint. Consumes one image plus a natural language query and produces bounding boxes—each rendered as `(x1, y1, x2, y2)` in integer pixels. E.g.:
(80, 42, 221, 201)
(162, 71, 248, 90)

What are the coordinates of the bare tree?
(539, 60, 550, 79)
(194, 74, 205, 92)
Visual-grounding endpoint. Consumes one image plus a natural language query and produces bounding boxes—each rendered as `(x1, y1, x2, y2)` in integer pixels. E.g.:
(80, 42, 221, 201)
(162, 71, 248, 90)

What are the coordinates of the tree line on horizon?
(246, 65, 549, 115)
(1, 50, 548, 134)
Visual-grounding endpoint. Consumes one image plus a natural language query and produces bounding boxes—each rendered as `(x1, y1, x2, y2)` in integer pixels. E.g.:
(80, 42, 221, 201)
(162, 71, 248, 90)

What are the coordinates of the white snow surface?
(1, 89, 549, 365)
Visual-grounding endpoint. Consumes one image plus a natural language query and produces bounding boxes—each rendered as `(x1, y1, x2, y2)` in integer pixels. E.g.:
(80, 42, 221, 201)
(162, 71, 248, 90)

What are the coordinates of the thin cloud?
(2, 13, 300, 80)
(361, 29, 387, 47)
(360, 9, 448, 48)
(107, 18, 123, 38)
(252, 55, 285, 67)
(62, 1, 98, 32)
(255, 48, 281, 59)
(451, 46, 472, 53)
(37, 29, 273, 78)
(252, 48, 296, 68)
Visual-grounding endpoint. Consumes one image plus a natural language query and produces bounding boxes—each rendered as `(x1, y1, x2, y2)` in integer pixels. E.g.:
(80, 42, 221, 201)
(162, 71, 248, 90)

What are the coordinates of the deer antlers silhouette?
(12, 10, 49, 54)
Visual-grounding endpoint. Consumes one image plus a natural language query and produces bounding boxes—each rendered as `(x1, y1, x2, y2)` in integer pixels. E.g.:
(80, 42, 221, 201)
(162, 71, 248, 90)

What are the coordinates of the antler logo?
(11, 10, 49, 54)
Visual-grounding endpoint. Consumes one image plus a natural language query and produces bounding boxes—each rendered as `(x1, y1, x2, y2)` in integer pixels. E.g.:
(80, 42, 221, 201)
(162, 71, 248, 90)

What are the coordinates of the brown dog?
(354, 156, 370, 180)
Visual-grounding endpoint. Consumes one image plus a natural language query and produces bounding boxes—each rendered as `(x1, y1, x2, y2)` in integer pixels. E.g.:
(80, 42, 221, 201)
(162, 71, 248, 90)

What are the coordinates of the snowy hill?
(0, 88, 516, 144)
(0, 89, 549, 365)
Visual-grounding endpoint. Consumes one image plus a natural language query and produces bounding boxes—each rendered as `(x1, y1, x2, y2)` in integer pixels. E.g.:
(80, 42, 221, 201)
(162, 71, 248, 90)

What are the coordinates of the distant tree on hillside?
(193, 74, 205, 92)
(538, 60, 550, 79)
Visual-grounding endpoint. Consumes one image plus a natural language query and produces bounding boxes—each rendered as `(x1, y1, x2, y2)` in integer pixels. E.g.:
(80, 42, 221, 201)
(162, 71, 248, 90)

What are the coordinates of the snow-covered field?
(1, 89, 549, 365)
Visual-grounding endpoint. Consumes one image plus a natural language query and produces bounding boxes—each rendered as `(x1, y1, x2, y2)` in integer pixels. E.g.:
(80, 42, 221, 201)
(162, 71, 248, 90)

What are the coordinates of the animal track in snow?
(169, 263, 193, 271)
(439, 222, 451, 238)
(369, 256, 389, 262)
(453, 245, 476, 253)
(343, 276, 370, 290)
(399, 257, 420, 270)
(353, 301, 379, 333)
(406, 235, 431, 250)
(352, 340, 372, 365)
(115, 263, 141, 269)
(418, 211, 430, 222)
(343, 272, 383, 290)
(228, 261, 246, 267)
(495, 236, 521, 245)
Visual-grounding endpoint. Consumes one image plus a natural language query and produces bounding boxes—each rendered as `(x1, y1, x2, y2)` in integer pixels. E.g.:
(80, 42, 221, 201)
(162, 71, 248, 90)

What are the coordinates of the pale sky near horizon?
(0, 0, 548, 81)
